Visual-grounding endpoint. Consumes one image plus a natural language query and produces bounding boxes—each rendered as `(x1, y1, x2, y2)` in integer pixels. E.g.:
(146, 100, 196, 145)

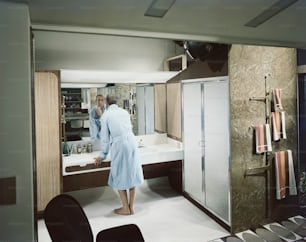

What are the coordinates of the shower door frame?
(181, 76, 231, 229)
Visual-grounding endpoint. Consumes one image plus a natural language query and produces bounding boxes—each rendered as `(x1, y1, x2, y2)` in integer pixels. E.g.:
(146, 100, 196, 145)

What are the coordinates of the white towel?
(272, 111, 286, 141)
(255, 124, 272, 154)
(275, 150, 297, 200)
(272, 88, 283, 111)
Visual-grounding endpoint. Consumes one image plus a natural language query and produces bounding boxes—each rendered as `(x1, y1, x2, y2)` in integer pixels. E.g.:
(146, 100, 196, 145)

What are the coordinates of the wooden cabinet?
(63, 161, 182, 193)
(35, 71, 61, 212)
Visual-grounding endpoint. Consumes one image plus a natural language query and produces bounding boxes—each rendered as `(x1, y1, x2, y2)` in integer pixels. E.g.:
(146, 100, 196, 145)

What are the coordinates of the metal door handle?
(198, 140, 205, 147)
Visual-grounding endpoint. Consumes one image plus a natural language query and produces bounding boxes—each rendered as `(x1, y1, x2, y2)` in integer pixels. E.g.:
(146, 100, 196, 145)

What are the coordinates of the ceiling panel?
(26, 0, 306, 47)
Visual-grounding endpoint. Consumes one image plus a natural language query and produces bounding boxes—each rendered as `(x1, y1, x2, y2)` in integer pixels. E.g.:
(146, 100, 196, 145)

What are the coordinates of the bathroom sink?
(62, 133, 184, 176)
(137, 146, 157, 153)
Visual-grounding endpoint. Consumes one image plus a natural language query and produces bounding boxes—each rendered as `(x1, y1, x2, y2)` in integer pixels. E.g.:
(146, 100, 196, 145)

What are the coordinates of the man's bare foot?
(114, 207, 130, 215)
(129, 206, 134, 215)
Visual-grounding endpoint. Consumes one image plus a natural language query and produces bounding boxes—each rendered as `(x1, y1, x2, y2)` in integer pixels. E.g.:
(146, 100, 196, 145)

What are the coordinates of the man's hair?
(106, 95, 117, 105)
(96, 94, 104, 101)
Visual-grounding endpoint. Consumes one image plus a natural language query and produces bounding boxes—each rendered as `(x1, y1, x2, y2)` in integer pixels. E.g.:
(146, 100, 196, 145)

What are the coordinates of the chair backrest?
(44, 194, 94, 242)
(96, 224, 145, 242)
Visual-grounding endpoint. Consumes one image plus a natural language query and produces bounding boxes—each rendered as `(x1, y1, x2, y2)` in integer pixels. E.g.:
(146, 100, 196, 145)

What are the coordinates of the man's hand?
(94, 156, 103, 165)
(96, 107, 103, 117)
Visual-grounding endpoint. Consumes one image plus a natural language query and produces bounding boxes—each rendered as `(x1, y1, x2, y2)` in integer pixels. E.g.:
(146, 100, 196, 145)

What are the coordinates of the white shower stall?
(182, 76, 231, 224)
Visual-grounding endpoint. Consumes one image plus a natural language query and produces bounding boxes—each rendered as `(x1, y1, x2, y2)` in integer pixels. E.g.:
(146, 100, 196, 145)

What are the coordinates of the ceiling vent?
(145, 0, 176, 18)
(245, 0, 298, 28)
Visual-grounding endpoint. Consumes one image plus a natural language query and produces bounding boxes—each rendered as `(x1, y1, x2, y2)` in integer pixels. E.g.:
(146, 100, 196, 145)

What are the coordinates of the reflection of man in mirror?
(89, 94, 105, 141)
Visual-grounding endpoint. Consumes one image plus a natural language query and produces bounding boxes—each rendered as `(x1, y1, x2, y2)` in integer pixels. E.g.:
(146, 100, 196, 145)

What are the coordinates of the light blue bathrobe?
(99, 104, 144, 190)
(89, 105, 105, 141)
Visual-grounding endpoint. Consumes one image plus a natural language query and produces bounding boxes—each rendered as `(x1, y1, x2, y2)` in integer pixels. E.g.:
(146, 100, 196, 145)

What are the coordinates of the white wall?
(34, 30, 183, 72)
(0, 2, 35, 241)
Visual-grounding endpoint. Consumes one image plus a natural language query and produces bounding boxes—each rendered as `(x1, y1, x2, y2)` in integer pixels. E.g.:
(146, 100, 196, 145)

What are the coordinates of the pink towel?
(255, 124, 272, 154)
(275, 150, 297, 200)
(272, 111, 286, 141)
(272, 89, 283, 111)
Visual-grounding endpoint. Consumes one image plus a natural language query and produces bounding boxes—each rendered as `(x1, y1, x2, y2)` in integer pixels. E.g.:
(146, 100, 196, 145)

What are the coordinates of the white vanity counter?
(62, 133, 183, 176)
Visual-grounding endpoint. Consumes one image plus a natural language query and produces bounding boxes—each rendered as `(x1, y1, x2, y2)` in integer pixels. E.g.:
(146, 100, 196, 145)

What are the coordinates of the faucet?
(138, 139, 144, 148)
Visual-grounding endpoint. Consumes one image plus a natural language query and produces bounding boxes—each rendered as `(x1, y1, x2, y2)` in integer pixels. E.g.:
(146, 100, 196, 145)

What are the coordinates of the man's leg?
(129, 187, 136, 214)
(115, 190, 130, 215)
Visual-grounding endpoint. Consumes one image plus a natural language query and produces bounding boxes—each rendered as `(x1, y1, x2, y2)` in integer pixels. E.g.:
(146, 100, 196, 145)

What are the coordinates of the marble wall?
(229, 45, 297, 232)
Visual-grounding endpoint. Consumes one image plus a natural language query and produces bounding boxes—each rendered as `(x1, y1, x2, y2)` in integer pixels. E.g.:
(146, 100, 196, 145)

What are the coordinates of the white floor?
(38, 177, 230, 242)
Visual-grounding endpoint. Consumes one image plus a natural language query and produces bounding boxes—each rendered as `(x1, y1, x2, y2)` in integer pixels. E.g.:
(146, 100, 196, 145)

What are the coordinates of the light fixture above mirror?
(60, 69, 179, 88)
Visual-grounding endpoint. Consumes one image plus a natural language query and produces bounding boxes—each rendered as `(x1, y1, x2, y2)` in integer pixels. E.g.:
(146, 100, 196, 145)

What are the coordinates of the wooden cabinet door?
(35, 72, 61, 212)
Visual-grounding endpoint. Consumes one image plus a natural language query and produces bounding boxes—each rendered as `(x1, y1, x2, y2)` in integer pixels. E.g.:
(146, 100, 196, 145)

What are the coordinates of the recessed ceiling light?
(145, 0, 176, 18)
(245, 0, 298, 28)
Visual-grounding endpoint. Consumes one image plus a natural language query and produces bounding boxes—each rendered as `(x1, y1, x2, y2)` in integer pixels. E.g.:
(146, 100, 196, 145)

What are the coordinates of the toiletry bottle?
(71, 144, 77, 154)
(87, 143, 92, 153)
(77, 144, 82, 154)
(82, 144, 87, 153)
(63, 142, 70, 156)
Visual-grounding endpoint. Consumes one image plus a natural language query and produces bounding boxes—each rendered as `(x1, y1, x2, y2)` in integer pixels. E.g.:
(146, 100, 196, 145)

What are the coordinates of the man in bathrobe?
(89, 94, 105, 141)
(94, 95, 144, 215)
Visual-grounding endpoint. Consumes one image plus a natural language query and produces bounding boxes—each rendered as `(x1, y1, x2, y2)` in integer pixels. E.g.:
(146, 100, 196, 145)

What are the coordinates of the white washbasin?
(137, 146, 157, 153)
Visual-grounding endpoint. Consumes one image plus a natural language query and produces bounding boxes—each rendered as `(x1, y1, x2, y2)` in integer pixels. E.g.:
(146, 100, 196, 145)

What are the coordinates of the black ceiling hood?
(184, 41, 230, 72)
(106, 83, 115, 87)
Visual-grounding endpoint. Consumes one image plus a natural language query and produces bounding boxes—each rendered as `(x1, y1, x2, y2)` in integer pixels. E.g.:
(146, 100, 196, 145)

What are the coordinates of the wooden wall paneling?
(166, 82, 182, 140)
(35, 72, 61, 212)
(154, 84, 167, 133)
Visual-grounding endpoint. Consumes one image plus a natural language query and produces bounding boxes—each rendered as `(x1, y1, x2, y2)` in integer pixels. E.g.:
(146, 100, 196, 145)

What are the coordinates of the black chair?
(96, 224, 144, 242)
(44, 194, 145, 242)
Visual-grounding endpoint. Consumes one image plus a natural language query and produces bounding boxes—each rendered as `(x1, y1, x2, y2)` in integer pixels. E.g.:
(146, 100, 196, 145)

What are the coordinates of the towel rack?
(247, 75, 271, 174)
(244, 157, 271, 176)
(245, 165, 271, 176)
(249, 75, 271, 123)
(246, 75, 272, 219)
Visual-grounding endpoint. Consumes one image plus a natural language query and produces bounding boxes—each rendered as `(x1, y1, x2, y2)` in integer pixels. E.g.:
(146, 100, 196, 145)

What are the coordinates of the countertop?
(62, 140, 183, 176)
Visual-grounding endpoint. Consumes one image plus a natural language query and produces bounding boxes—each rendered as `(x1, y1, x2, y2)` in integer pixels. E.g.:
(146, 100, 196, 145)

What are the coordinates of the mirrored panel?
(61, 83, 156, 141)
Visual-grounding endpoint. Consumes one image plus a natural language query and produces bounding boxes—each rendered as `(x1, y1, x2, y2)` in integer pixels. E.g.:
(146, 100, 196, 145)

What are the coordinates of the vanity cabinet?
(182, 76, 230, 224)
(35, 71, 61, 212)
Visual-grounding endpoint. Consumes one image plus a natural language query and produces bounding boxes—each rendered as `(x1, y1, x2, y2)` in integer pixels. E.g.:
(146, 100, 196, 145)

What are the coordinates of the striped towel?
(272, 111, 286, 141)
(255, 124, 272, 154)
(272, 88, 283, 111)
(275, 150, 297, 200)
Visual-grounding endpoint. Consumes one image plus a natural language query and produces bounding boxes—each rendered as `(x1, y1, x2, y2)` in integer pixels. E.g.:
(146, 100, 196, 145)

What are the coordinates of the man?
(89, 94, 105, 141)
(94, 95, 144, 215)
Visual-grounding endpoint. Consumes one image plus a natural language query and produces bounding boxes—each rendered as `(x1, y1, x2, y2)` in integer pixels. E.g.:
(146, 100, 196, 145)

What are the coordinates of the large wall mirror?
(61, 83, 157, 141)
